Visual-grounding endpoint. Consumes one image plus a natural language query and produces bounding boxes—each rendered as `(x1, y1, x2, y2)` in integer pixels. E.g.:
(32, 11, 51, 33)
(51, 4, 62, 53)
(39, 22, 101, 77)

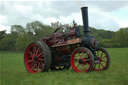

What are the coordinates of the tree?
(0, 33, 17, 50)
(11, 25, 25, 34)
(112, 27, 128, 47)
(15, 21, 53, 50)
(15, 32, 36, 50)
(26, 21, 53, 39)
(0, 30, 6, 41)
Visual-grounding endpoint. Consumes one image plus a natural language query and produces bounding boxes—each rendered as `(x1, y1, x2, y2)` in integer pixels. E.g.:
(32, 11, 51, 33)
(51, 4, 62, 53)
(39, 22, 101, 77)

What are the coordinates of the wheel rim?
(71, 48, 92, 72)
(94, 49, 108, 71)
(24, 43, 44, 73)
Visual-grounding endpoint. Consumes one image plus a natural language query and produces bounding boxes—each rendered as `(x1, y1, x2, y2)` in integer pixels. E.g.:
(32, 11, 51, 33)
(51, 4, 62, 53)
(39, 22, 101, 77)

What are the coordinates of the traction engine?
(24, 7, 110, 73)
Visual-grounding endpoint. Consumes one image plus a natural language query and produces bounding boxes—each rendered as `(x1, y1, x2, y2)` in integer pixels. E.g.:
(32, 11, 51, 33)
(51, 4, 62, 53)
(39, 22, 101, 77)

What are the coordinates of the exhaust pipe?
(81, 7, 90, 36)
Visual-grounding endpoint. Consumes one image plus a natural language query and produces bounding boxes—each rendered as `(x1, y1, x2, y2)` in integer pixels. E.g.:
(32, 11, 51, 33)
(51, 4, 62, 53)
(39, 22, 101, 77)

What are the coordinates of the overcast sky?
(0, 0, 128, 33)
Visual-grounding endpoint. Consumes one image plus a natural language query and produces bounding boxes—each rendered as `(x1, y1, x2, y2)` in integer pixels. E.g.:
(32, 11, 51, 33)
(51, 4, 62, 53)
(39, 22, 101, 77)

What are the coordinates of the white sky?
(0, 0, 128, 33)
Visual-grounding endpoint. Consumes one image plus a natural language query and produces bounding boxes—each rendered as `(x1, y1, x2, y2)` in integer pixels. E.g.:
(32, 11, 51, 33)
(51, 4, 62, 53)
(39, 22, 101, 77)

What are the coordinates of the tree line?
(0, 21, 128, 51)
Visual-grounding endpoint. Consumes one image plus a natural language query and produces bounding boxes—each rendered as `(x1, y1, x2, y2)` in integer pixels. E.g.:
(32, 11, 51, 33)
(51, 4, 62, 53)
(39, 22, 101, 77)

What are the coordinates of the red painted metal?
(69, 27, 76, 38)
(40, 25, 78, 47)
(71, 48, 92, 72)
(24, 43, 44, 73)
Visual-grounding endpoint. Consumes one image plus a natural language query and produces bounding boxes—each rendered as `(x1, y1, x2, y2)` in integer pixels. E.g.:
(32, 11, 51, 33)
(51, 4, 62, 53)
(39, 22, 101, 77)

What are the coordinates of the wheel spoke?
(31, 61, 35, 66)
(81, 64, 85, 71)
(81, 57, 88, 64)
(95, 64, 98, 69)
(35, 63, 38, 71)
(102, 60, 107, 63)
(79, 53, 82, 58)
(98, 63, 101, 69)
(81, 50, 85, 57)
(97, 51, 99, 57)
(39, 58, 44, 61)
(79, 52, 86, 63)
(76, 63, 80, 68)
(82, 62, 87, 69)
(84, 54, 88, 58)
(27, 59, 33, 63)
(79, 50, 84, 58)
(83, 53, 90, 65)
(38, 52, 43, 57)
(100, 63, 104, 68)
(36, 47, 40, 55)
(40, 62, 44, 67)
(102, 56, 106, 59)
(37, 63, 41, 71)
(32, 48, 36, 55)
(100, 52, 103, 58)
(29, 51, 33, 57)
(32, 63, 36, 70)
(38, 62, 42, 68)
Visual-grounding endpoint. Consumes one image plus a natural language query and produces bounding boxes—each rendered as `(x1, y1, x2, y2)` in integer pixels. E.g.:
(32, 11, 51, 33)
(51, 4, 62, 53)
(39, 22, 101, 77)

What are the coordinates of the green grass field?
(0, 48, 128, 85)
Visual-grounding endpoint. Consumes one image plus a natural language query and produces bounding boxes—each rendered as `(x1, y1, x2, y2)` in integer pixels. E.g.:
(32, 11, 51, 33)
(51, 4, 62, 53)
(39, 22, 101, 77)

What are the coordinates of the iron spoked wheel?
(94, 48, 110, 71)
(24, 41, 51, 73)
(71, 47, 94, 72)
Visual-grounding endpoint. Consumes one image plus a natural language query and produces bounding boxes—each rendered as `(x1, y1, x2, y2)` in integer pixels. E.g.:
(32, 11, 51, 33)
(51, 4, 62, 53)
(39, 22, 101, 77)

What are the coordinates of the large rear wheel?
(71, 47, 94, 72)
(24, 41, 51, 73)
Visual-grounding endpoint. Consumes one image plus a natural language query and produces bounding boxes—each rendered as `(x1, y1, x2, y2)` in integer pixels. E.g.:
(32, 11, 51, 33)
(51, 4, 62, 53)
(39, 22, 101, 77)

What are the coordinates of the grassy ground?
(0, 48, 128, 85)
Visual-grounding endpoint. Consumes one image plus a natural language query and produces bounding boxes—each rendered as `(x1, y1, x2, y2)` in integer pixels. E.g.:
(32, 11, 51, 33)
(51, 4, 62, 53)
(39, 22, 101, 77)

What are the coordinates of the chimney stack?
(81, 7, 90, 36)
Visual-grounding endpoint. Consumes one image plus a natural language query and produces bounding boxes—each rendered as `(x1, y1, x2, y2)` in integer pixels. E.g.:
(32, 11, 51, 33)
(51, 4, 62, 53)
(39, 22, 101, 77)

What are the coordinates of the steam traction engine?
(24, 7, 110, 73)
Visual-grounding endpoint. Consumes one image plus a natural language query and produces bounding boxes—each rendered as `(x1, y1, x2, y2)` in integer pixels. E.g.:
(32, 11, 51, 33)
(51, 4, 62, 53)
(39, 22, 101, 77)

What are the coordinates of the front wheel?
(94, 48, 110, 71)
(71, 47, 94, 72)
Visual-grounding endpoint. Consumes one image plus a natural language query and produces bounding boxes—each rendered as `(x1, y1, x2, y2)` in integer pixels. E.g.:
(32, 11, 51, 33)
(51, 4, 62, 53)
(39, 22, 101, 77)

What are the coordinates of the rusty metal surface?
(51, 38, 81, 47)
